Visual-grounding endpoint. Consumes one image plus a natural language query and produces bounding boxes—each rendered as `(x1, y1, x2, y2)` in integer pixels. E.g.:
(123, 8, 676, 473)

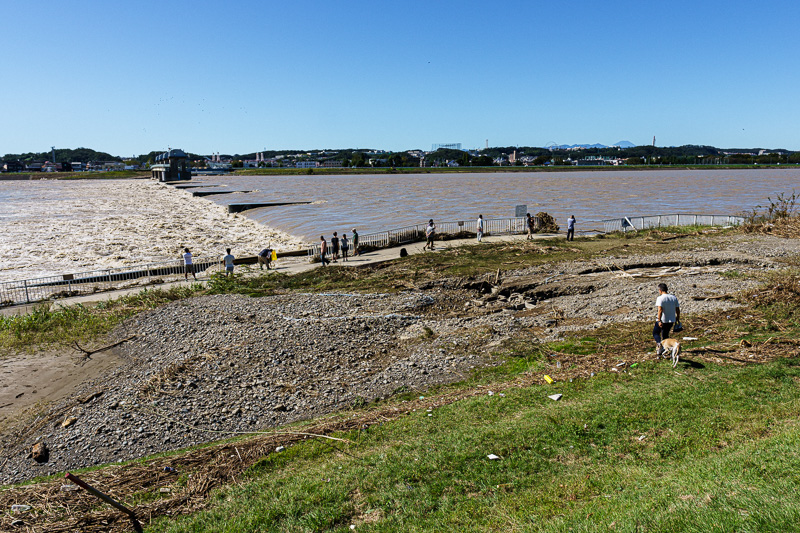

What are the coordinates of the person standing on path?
(331, 232, 340, 262)
(183, 247, 196, 281)
(341, 233, 349, 262)
(476, 214, 484, 242)
(352, 228, 359, 256)
(222, 248, 235, 277)
(319, 236, 330, 266)
(422, 219, 436, 250)
(566, 215, 576, 241)
(526, 213, 534, 240)
(653, 283, 680, 356)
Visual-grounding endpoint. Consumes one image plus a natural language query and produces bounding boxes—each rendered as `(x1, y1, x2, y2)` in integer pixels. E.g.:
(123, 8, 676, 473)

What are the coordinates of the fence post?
(23, 280, 30, 304)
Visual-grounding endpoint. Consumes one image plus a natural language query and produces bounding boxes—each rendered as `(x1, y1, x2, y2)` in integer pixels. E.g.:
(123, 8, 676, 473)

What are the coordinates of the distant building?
(151, 149, 191, 182)
(2, 161, 24, 172)
(321, 160, 343, 168)
(296, 161, 319, 168)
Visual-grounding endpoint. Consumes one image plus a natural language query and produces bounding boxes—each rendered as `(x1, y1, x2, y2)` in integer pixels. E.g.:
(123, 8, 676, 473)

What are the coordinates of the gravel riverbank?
(1, 233, 798, 484)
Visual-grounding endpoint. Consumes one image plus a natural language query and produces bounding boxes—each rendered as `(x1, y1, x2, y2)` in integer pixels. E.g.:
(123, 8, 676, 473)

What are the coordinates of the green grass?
(0, 284, 202, 352)
(150, 358, 800, 532)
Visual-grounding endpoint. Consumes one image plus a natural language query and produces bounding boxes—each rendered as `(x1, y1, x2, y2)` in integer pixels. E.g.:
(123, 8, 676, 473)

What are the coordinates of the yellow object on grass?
(544, 375, 554, 384)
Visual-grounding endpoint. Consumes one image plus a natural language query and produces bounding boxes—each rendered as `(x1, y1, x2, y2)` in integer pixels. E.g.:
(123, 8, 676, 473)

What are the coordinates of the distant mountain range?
(549, 141, 636, 149)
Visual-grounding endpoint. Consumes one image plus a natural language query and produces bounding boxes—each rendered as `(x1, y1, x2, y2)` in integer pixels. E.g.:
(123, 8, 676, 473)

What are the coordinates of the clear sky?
(3, 0, 799, 156)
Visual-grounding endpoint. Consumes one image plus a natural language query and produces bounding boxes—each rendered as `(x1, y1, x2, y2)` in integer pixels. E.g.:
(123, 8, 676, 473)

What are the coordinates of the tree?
(350, 152, 366, 167)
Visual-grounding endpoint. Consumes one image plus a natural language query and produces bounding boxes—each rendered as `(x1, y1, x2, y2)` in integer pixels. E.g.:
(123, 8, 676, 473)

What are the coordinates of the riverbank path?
(1, 232, 563, 316)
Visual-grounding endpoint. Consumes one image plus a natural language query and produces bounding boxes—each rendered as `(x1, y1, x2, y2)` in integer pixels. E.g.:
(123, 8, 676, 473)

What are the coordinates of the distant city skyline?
(2, 0, 799, 155)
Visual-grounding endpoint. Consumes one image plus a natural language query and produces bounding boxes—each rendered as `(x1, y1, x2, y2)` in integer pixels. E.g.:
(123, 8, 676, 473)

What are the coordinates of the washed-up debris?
(65, 472, 143, 533)
(638, 435, 647, 441)
(682, 337, 698, 341)
(11, 519, 24, 526)
(544, 375, 554, 384)
(615, 362, 625, 367)
(163, 467, 178, 474)
(275, 446, 285, 453)
(630, 363, 639, 368)
(159, 487, 171, 493)
(62, 417, 77, 428)
(60, 484, 79, 492)
(11, 504, 31, 512)
(487, 454, 501, 460)
(31, 442, 49, 464)
(488, 391, 495, 396)
(548, 394, 562, 401)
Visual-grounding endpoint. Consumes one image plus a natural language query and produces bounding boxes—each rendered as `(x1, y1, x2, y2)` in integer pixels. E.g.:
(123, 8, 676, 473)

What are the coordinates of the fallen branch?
(691, 294, 733, 301)
(72, 335, 137, 363)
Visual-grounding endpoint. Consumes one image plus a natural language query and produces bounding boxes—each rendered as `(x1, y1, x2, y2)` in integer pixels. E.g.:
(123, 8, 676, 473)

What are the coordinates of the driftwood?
(72, 335, 137, 363)
(691, 294, 733, 301)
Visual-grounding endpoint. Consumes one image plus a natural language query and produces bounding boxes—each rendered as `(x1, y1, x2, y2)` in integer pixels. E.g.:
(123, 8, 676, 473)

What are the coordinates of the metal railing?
(0, 258, 220, 307)
(307, 216, 540, 257)
(601, 214, 745, 233)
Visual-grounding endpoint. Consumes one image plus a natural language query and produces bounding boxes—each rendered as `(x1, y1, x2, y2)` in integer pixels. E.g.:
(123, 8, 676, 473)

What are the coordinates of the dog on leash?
(658, 338, 681, 368)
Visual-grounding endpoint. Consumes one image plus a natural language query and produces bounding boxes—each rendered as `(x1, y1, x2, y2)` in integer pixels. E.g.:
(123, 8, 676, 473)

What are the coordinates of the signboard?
(515, 205, 528, 217)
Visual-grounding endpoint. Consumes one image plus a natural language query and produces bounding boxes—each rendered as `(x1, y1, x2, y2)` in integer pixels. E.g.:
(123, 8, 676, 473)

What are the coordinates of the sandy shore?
(0, 179, 307, 283)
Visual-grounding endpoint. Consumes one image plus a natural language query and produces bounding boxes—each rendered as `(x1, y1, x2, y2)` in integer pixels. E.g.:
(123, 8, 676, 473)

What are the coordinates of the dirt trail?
(0, 349, 122, 432)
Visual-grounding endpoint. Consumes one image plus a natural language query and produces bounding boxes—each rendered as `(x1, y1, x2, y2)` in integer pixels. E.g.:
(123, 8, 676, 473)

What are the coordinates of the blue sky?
(2, 0, 799, 156)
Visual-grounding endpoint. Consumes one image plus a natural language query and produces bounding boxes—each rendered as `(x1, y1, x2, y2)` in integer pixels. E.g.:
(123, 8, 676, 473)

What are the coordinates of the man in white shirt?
(222, 248, 235, 277)
(183, 248, 196, 281)
(654, 283, 680, 356)
(476, 214, 484, 242)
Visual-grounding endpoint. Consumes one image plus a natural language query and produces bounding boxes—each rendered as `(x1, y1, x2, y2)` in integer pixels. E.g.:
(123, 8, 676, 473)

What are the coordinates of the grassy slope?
(154, 359, 800, 532)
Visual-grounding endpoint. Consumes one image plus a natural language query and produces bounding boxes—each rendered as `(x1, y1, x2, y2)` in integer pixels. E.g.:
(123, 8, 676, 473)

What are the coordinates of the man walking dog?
(654, 282, 680, 358)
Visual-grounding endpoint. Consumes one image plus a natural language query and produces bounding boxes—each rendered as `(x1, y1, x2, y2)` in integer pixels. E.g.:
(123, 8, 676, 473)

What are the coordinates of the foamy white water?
(0, 179, 305, 282)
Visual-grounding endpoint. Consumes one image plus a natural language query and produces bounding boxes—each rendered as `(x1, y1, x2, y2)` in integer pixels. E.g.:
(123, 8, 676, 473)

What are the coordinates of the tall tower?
(485, 139, 488, 149)
(51, 146, 56, 162)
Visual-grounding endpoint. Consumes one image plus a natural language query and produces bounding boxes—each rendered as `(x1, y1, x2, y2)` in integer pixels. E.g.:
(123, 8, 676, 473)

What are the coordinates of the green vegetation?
(54, 170, 150, 180)
(0, 285, 201, 352)
(152, 357, 800, 532)
(2, 147, 121, 164)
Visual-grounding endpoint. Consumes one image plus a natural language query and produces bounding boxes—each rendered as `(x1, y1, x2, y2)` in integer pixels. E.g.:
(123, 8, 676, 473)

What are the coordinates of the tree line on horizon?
(3, 144, 798, 168)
